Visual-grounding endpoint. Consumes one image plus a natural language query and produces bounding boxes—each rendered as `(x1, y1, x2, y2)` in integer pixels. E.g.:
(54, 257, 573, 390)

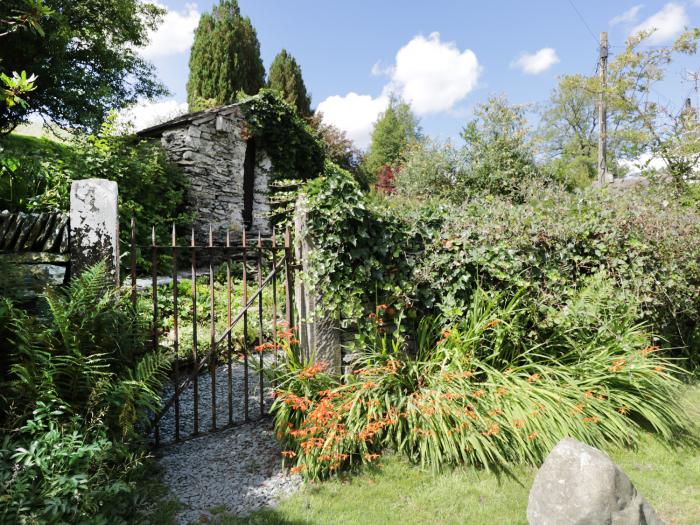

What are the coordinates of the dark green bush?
(0, 263, 169, 523)
(303, 169, 700, 364)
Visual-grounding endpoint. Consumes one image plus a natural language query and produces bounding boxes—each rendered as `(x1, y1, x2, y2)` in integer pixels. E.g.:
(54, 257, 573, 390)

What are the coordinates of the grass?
(169, 383, 700, 525)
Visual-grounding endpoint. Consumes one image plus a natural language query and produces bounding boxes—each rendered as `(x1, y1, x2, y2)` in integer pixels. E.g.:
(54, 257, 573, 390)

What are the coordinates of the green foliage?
(242, 90, 325, 182)
(187, 0, 265, 111)
(459, 95, 543, 201)
(364, 96, 421, 178)
(0, 263, 169, 523)
(268, 49, 312, 117)
(394, 140, 469, 202)
(420, 186, 700, 361)
(74, 114, 191, 262)
(302, 164, 420, 321)
(270, 282, 689, 480)
(394, 97, 547, 202)
(1, 70, 38, 109)
(0, 133, 75, 211)
(302, 170, 700, 364)
(0, 0, 167, 132)
(0, 121, 191, 263)
(307, 112, 367, 187)
(607, 29, 700, 184)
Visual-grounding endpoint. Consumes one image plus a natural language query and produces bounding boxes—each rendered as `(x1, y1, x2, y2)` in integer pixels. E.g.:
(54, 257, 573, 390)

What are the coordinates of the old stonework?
(137, 101, 273, 244)
(527, 437, 663, 525)
(69, 179, 120, 285)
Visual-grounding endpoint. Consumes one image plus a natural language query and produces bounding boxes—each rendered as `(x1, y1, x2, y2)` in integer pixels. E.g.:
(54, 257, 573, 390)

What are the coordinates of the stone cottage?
(137, 101, 273, 242)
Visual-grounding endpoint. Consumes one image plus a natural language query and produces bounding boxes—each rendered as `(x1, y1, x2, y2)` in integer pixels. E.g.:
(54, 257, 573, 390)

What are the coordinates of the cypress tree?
(267, 49, 312, 116)
(187, 0, 265, 111)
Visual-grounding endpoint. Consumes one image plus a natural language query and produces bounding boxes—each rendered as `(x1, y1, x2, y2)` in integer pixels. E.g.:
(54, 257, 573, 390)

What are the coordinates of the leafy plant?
(270, 281, 690, 480)
(0, 263, 169, 523)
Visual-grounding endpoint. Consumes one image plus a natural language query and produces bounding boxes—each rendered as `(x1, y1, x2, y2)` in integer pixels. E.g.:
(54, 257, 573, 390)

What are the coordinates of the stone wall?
(156, 106, 272, 244)
(0, 210, 70, 301)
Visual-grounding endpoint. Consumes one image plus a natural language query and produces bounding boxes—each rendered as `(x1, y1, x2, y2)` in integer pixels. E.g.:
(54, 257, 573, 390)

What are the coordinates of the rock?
(69, 179, 119, 284)
(527, 437, 663, 525)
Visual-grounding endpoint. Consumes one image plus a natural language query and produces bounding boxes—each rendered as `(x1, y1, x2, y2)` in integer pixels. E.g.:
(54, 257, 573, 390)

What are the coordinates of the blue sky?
(133, 1, 700, 148)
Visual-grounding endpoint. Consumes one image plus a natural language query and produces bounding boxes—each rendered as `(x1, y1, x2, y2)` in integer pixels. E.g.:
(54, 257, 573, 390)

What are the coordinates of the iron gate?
(127, 220, 296, 447)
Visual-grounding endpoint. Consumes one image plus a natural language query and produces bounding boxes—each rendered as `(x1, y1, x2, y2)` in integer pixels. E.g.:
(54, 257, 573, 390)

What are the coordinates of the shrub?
(0, 263, 169, 523)
(302, 168, 700, 363)
(270, 280, 689, 480)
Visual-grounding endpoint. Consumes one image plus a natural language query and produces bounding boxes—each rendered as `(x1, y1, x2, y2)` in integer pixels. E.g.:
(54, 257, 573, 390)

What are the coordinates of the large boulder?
(527, 437, 663, 525)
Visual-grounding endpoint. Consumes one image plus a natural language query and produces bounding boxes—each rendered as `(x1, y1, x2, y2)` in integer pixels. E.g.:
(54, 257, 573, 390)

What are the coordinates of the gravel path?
(154, 358, 302, 524)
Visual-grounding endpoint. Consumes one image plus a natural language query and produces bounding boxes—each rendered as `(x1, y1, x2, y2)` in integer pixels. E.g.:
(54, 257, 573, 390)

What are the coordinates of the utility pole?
(598, 31, 609, 185)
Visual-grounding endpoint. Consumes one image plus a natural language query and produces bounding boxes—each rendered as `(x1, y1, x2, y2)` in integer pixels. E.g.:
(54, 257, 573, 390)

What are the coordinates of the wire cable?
(566, 0, 599, 45)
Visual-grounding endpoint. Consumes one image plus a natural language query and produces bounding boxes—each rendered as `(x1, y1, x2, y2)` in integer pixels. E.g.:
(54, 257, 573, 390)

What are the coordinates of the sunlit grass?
(191, 383, 700, 525)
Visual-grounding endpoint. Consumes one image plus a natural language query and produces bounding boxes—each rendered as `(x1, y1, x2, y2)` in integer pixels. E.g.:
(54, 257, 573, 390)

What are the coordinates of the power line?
(566, 0, 599, 45)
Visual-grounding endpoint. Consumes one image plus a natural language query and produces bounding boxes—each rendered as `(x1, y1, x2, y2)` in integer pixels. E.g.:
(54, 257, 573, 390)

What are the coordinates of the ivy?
(241, 89, 325, 182)
(303, 163, 424, 322)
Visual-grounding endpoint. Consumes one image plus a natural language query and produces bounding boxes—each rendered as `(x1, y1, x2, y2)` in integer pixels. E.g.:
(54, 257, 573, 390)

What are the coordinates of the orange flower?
(300, 438, 325, 451)
(618, 406, 630, 415)
(512, 419, 525, 429)
(290, 465, 305, 474)
(484, 319, 501, 330)
(528, 373, 541, 383)
(297, 362, 326, 380)
(654, 365, 664, 373)
(640, 345, 659, 356)
(583, 416, 600, 424)
(489, 408, 502, 417)
(472, 389, 486, 398)
(281, 450, 297, 458)
(482, 423, 500, 436)
(496, 387, 509, 396)
(364, 453, 381, 462)
(609, 359, 626, 373)
(528, 431, 538, 441)
(584, 390, 594, 399)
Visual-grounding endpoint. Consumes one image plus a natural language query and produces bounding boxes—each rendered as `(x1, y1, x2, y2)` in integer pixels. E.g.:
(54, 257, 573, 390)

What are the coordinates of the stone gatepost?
(294, 195, 342, 374)
(69, 179, 120, 285)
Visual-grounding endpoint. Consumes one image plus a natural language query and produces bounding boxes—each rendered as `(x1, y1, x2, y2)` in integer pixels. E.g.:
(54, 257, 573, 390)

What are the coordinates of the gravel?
(153, 357, 302, 524)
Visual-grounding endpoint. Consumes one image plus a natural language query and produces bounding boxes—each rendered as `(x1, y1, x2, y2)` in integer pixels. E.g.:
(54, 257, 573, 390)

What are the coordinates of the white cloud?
(118, 99, 189, 131)
(140, 3, 200, 59)
(316, 93, 388, 148)
(619, 152, 667, 174)
(318, 32, 480, 148)
(610, 4, 643, 26)
(510, 48, 560, 75)
(387, 32, 480, 115)
(630, 3, 688, 44)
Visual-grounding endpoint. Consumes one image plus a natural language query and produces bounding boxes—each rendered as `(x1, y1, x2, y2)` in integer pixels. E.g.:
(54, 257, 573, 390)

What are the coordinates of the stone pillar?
(70, 179, 120, 285)
(294, 195, 342, 374)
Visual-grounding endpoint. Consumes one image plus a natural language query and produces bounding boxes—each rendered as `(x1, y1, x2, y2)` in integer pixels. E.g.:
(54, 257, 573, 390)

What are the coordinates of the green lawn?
(178, 383, 699, 525)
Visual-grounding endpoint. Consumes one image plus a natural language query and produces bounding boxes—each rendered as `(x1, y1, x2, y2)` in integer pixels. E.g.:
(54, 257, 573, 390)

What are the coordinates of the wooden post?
(598, 31, 609, 185)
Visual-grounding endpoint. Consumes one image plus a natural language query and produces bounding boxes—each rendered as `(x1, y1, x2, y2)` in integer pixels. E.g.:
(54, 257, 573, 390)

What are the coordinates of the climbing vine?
(241, 89, 325, 182)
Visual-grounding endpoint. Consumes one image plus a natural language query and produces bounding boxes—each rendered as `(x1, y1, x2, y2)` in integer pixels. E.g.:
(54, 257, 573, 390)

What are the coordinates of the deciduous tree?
(364, 95, 421, 178)
(0, 0, 167, 133)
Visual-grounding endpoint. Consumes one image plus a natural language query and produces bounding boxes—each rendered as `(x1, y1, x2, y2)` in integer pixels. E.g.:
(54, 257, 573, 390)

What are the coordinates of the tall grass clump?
(269, 274, 690, 480)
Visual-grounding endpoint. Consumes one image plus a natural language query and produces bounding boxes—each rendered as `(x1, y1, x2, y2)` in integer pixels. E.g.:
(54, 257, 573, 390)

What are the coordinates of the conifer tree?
(267, 49, 312, 116)
(186, 0, 265, 111)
